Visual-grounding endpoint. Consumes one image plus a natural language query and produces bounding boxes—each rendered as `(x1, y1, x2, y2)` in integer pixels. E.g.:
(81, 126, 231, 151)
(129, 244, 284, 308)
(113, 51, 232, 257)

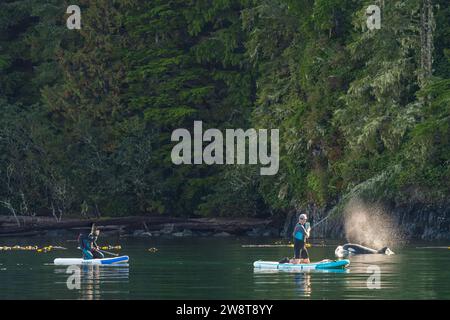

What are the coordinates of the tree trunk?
(0, 201, 20, 227)
(419, 0, 435, 87)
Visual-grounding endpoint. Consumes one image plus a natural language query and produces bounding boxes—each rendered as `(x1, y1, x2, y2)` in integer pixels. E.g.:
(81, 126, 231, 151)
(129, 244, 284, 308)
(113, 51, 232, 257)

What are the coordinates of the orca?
(335, 243, 394, 257)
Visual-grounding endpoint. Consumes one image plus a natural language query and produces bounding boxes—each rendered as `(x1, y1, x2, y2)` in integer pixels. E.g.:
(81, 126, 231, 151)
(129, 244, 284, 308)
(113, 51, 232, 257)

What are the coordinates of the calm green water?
(0, 237, 449, 299)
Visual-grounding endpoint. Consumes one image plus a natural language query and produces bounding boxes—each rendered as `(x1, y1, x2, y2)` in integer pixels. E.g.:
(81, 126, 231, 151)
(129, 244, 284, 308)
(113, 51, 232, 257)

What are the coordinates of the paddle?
(241, 243, 312, 248)
(302, 215, 330, 248)
(242, 215, 331, 250)
(77, 247, 119, 257)
(98, 248, 119, 257)
(309, 215, 331, 230)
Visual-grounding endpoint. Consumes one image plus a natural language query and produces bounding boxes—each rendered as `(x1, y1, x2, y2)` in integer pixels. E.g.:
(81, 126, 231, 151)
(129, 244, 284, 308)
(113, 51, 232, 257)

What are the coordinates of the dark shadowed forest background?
(0, 0, 448, 238)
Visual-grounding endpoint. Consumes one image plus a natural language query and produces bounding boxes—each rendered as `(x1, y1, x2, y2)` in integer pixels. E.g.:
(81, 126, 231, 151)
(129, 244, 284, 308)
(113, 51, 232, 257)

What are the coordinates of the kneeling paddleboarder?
(291, 214, 311, 264)
(78, 225, 104, 260)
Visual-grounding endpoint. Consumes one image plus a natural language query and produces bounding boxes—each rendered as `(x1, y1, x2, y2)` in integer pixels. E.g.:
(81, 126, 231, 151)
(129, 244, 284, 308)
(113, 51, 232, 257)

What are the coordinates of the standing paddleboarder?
(291, 214, 311, 264)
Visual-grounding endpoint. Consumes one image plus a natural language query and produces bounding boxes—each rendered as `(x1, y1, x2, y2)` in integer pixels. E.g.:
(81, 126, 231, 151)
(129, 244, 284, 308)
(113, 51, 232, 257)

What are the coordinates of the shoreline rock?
(1, 202, 447, 241)
(282, 201, 450, 241)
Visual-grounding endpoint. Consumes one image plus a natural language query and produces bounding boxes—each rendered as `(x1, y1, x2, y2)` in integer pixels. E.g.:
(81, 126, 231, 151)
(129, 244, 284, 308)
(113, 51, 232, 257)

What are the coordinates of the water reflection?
(253, 268, 349, 298)
(54, 265, 129, 299)
(275, 253, 403, 298)
(344, 254, 401, 292)
(253, 268, 349, 274)
(1, 238, 448, 299)
(294, 273, 311, 296)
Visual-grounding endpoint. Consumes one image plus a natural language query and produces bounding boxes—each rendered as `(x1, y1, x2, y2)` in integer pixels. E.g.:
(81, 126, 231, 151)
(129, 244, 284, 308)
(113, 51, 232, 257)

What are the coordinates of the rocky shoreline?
(1, 200, 448, 240)
(282, 201, 450, 241)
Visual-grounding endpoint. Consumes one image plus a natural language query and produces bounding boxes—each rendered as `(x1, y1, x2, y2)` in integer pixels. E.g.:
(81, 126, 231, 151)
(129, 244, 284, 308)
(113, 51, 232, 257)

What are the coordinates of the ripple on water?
(1, 238, 450, 299)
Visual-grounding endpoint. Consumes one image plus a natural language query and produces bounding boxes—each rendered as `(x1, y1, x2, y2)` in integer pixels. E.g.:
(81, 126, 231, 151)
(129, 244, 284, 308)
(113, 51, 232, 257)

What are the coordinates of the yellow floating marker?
(0, 245, 67, 252)
(287, 243, 311, 248)
(100, 245, 121, 250)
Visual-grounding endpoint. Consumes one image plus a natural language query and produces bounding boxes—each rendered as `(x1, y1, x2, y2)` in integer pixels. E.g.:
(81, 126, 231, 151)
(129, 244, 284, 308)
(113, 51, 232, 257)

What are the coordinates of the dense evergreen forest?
(0, 1, 448, 227)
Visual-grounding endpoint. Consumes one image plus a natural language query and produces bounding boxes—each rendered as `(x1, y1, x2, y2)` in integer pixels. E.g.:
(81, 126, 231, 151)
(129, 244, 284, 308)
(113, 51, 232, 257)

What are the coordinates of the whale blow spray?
(343, 199, 404, 249)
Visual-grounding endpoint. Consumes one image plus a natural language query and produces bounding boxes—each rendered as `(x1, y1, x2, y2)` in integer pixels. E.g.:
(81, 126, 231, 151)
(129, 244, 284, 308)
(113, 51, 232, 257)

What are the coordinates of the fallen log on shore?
(0, 215, 274, 237)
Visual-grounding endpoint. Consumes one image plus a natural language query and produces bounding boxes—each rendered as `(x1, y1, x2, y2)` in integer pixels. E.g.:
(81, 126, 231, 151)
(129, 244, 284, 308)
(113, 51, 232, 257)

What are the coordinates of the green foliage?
(0, 0, 449, 219)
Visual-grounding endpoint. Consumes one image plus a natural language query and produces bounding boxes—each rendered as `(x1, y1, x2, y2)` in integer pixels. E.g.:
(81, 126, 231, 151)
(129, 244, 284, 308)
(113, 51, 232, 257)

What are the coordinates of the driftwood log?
(0, 215, 274, 237)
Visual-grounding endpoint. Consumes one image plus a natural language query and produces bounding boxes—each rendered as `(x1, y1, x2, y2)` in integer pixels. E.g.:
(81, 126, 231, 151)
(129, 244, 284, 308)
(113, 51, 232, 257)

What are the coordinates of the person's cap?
(299, 214, 307, 220)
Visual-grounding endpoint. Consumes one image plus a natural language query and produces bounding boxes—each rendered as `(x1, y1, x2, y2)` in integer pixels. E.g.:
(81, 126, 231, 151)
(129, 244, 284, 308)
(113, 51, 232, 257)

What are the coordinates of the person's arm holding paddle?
(305, 222, 311, 239)
(90, 228, 104, 259)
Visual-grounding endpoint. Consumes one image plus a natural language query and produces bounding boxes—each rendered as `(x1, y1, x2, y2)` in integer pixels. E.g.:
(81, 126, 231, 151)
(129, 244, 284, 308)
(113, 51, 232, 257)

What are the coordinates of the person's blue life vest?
(78, 233, 91, 250)
(294, 224, 304, 240)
